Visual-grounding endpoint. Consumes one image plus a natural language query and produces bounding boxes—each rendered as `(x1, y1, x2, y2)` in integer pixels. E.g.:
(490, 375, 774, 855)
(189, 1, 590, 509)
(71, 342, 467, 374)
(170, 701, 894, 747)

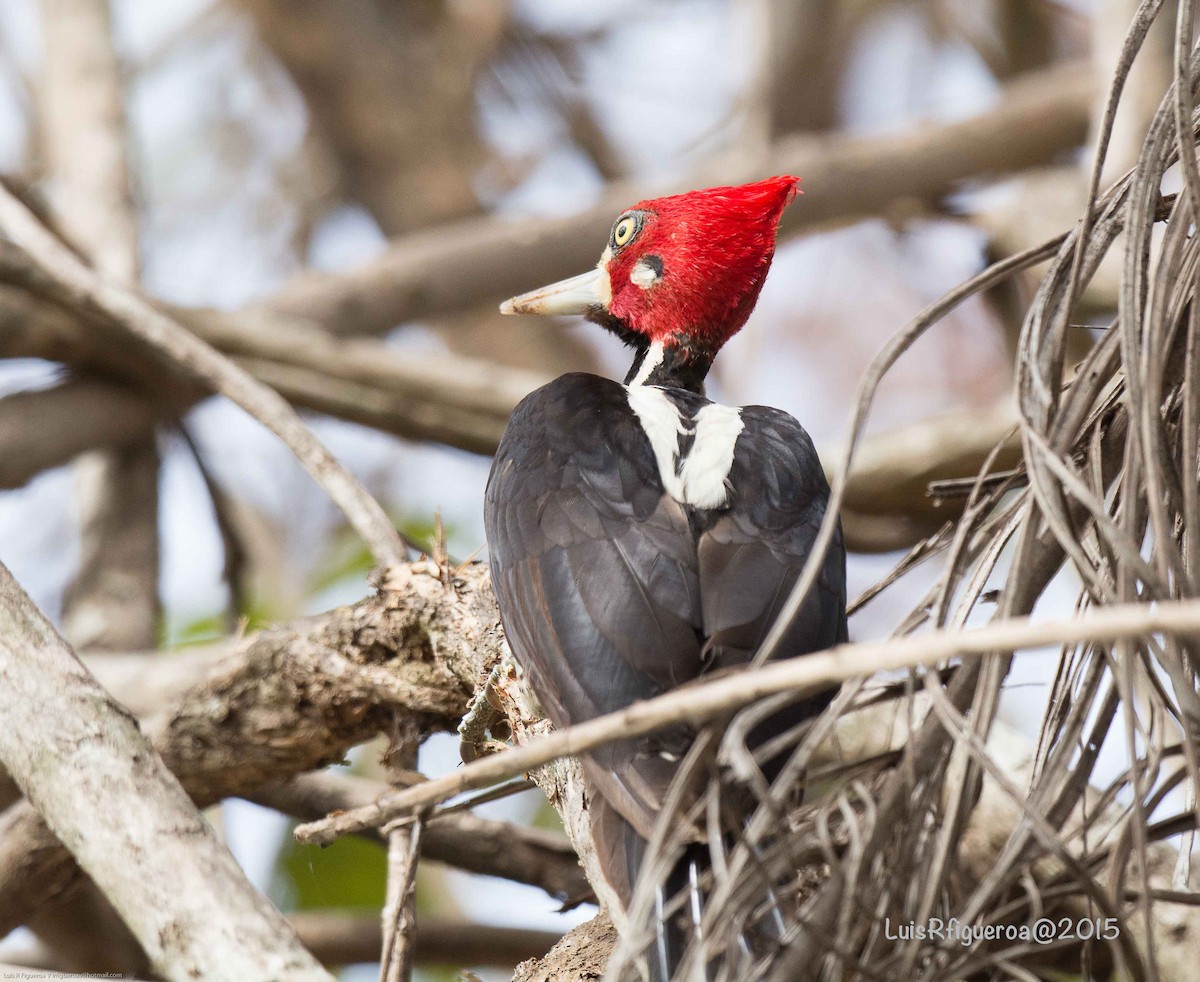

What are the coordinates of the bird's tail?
(591, 799, 709, 981)
(646, 839, 790, 982)
(648, 841, 709, 982)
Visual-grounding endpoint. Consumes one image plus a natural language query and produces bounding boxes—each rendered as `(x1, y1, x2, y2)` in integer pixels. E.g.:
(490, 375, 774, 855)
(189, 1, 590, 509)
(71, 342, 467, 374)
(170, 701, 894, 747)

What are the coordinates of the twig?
(176, 425, 251, 631)
(287, 912, 561, 968)
(294, 596, 1200, 845)
(379, 818, 422, 982)
(246, 770, 589, 903)
(0, 182, 406, 567)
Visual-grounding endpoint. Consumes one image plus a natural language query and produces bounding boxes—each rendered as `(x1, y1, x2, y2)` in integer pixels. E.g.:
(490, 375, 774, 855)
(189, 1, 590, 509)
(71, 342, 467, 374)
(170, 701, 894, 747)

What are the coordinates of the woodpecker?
(484, 176, 847, 977)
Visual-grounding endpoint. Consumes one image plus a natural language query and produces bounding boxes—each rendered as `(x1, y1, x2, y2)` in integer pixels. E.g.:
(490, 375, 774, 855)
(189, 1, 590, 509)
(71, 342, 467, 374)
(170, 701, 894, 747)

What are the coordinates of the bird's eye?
(612, 215, 638, 248)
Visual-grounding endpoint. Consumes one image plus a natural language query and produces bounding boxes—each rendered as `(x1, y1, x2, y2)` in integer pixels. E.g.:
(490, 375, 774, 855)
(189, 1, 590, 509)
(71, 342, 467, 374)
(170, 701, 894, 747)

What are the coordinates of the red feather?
(605, 175, 800, 351)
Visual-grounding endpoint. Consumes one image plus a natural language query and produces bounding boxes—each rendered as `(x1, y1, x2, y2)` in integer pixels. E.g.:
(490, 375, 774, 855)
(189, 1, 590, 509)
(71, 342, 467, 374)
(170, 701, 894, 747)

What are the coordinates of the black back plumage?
(485, 372, 846, 940)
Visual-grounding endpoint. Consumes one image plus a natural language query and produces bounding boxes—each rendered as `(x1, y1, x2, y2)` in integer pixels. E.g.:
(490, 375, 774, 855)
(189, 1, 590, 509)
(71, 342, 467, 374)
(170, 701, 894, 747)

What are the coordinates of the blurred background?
(0, 0, 1153, 978)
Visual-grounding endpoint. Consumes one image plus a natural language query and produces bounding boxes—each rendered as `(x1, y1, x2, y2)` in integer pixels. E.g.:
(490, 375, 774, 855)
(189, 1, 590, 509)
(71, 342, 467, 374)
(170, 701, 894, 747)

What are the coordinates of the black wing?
(700, 404, 847, 667)
(485, 374, 703, 841)
(698, 405, 848, 763)
(484, 376, 846, 860)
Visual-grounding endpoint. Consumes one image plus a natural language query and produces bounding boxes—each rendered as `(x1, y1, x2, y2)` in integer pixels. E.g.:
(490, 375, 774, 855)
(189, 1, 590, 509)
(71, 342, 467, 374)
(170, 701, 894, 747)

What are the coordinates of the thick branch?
(233, 0, 505, 235)
(0, 560, 332, 980)
(262, 61, 1093, 335)
(0, 240, 538, 459)
(0, 562, 500, 935)
(839, 401, 1021, 551)
(38, 0, 139, 282)
(0, 357, 1020, 554)
(0, 379, 169, 490)
(60, 441, 161, 649)
(36, 3, 165, 968)
(40, 0, 163, 654)
(511, 912, 615, 982)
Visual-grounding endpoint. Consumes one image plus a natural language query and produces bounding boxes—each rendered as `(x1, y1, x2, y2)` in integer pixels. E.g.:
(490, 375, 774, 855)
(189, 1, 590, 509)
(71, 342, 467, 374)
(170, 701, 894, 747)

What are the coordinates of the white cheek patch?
(630, 258, 661, 290)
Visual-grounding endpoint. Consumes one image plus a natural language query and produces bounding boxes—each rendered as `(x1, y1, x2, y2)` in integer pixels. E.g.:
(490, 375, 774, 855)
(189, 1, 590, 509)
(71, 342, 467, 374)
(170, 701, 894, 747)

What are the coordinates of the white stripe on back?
(679, 402, 743, 509)
(625, 385, 743, 509)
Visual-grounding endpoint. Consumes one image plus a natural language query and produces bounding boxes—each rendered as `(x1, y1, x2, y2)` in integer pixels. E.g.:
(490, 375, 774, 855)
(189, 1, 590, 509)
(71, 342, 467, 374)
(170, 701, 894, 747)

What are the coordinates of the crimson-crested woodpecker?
(484, 176, 847, 977)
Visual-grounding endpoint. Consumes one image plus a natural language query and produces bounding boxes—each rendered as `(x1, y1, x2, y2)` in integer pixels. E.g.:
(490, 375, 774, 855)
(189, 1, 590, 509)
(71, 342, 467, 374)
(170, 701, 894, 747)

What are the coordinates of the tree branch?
(293, 595, 1200, 844)
(0, 347, 1022, 555)
(261, 60, 1093, 335)
(839, 401, 1021, 552)
(0, 182, 407, 567)
(0, 235, 539, 456)
(40, 0, 162, 654)
(34, 2, 168, 968)
(510, 911, 615, 982)
(0, 559, 332, 980)
(287, 912, 560, 969)
(232, 0, 506, 236)
(247, 770, 590, 904)
(0, 562, 500, 935)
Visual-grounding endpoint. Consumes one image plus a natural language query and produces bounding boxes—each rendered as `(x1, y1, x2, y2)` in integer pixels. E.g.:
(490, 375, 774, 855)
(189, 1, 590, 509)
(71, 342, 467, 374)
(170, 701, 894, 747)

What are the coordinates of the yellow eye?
(612, 215, 637, 248)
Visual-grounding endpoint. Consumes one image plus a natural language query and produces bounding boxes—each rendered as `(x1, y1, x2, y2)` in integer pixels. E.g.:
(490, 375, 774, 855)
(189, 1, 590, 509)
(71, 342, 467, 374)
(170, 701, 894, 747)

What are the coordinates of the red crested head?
(501, 176, 800, 361)
(603, 175, 799, 351)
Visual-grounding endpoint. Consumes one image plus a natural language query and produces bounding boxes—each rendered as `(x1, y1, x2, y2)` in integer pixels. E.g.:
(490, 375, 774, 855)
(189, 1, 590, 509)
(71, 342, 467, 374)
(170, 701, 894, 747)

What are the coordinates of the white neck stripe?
(630, 341, 666, 387)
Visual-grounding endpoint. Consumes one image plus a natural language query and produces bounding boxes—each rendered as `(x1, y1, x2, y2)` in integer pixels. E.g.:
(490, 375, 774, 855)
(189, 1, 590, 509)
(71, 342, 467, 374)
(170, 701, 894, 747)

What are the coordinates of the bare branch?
(511, 912, 615, 982)
(34, 2, 167, 966)
(0, 560, 332, 980)
(379, 819, 421, 982)
(60, 441, 161, 649)
(0, 345, 1024, 555)
(0, 182, 406, 567)
(1094, 0, 1173, 181)
(247, 770, 590, 903)
(38, 0, 138, 282)
(262, 61, 1093, 335)
(232, 0, 506, 235)
(0, 562, 498, 934)
(294, 595, 1200, 845)
(287, 912, 560, 969)
(39, 0, 162, 659)
(0, 378, 170, 491)
(839, 401, 1021, 552)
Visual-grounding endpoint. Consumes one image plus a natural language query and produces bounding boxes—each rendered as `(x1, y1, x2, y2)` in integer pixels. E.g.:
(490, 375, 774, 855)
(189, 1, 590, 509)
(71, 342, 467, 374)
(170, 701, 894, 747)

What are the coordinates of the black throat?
(584, 307, 715, 394)
(624, 342, 712, 393)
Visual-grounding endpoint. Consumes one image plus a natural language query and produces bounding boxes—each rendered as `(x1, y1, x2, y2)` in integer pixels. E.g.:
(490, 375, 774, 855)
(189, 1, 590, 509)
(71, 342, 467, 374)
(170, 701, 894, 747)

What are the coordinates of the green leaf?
(310, 513, 456, 595)
(274, 830, 387, 911)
